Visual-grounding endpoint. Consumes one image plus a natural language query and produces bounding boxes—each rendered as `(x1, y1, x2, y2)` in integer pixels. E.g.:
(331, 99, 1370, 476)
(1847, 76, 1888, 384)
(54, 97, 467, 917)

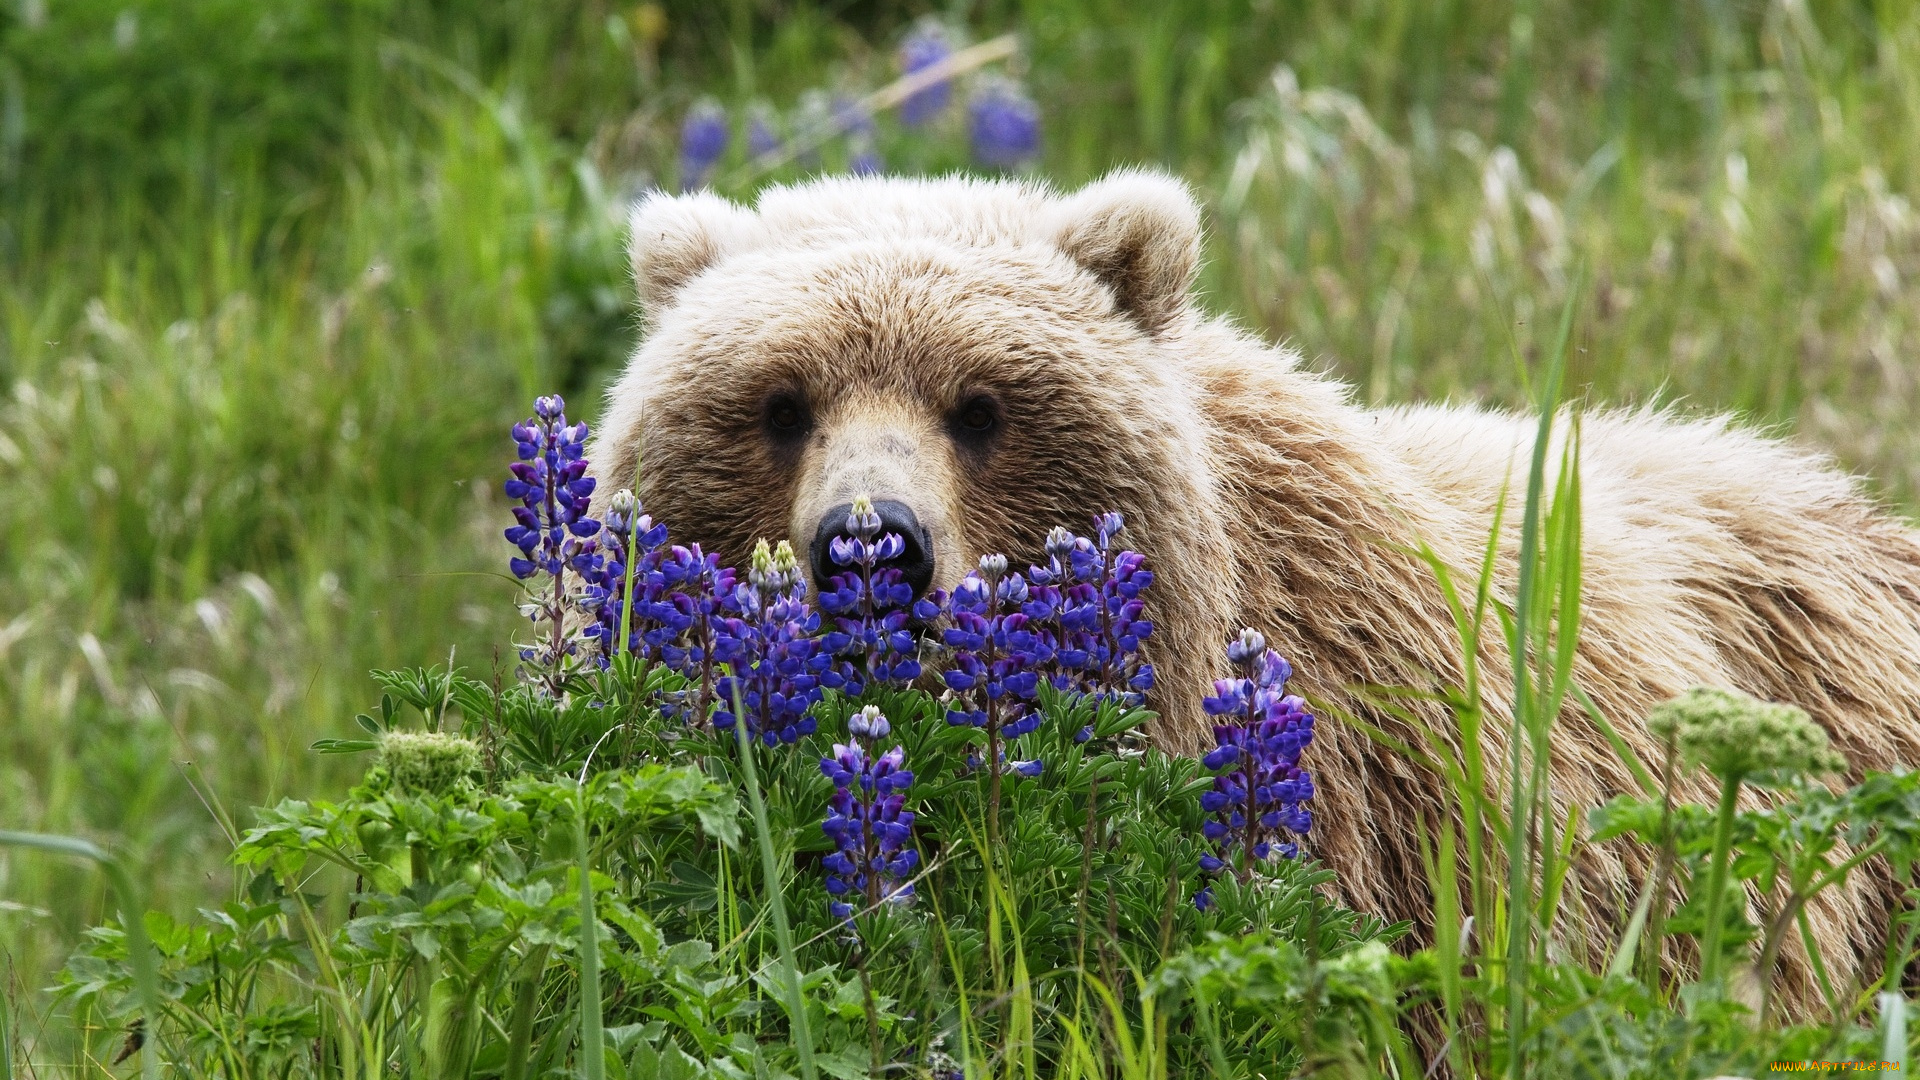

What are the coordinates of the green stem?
(1699, 774, 1744, 988)
(575, 792, 604, 1080)
(503, 943, 552, 1080)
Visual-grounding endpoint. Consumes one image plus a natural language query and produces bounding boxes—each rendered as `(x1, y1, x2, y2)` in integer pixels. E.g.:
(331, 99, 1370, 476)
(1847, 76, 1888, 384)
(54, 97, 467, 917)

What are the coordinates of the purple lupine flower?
(1196, 628, 1316, 905)
(1027, 513, 1155, 717)
(679, 100, 729, 190)
(504, 395, 601, 690)
(818, 495, 935, 697)
(646, 543, 737, 725)
(821, 705, 918, 921)
(714, 540, 825, 747)
(898, 21, 954, 127)
(944, 554, 1047, 845)
(1064, 512, 1156, 707)
(746, 103, 782, 160)
(967, 78, 1041, 170)
(581, 489, 671, 662)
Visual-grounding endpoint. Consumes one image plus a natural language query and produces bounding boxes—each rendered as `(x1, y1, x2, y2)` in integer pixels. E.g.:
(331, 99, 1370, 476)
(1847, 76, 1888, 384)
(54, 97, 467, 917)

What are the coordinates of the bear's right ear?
(629, 191, 754, 319)
(1051, 170, 1202, 335)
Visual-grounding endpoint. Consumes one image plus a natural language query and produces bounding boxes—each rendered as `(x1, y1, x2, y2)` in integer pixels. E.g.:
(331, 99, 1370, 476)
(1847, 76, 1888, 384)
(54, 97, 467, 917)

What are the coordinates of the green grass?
(2, 0, 1918, 1072)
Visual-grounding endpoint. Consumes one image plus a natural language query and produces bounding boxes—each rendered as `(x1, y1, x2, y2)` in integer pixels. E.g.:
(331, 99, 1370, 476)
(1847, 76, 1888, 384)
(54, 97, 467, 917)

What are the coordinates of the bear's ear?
(1051, 170, 1202, 335)
(629, 191, 754, 318)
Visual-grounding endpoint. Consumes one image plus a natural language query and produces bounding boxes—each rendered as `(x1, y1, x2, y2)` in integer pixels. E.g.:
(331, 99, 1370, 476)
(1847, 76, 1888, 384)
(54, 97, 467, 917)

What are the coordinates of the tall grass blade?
(573, 789, 606, 1080)
(1882, 992, 1909, 1074)
(731, 694, 818, 1080)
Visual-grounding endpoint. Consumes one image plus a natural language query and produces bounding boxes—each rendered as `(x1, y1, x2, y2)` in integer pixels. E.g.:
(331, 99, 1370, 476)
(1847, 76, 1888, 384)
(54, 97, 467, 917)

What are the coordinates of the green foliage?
(7, 0, 1920, 1075)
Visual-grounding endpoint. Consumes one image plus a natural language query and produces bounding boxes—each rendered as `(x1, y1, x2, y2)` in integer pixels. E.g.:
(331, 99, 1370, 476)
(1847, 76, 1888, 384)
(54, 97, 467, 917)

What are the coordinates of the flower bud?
(380, 732, 481, 796)
(978, 553, 1009, 582)
(848, 494, 882, 542)
(1226, 627, 1267, 669)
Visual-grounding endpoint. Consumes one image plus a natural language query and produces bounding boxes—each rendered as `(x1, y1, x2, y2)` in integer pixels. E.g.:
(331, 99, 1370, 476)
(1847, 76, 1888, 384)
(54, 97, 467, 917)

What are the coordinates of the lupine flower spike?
(1070, 512, 1156, 707)
(1027, 514, 1156, 741)
(504, 395, 601, 693)
(582, 489, 670, 662)
(898, 21, 955, 127)
(819, 494, 939, 696)
(1195, 628, 1317, 910)
(715, 540, 826, 746)
(967, 77, 1042, 170)
(821, 705, 918, 921)
(679, 100, 729, 190)
(944, 553, 1045, 847)
(648, 544, 737, 726)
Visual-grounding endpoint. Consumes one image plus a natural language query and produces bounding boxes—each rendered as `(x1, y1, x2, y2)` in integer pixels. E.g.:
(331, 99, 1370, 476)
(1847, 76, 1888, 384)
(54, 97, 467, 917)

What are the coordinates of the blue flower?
(898, 21, 954, 127)
(581, 489, 671, 662)
(818, 495, 928, 697)
(942, 554, 1048, 799)
(746, 103, 782, 160)
(679, 100, 729, 190)
(967, 78, 1041, 170)
(1026, 513, 1155, 711)
(821, 706, 918, 921)
(714, 540, 826, 747)
(1196, 629, 1316, 896)
(503, 395, 601, 688)
(645, 543, 737, 725)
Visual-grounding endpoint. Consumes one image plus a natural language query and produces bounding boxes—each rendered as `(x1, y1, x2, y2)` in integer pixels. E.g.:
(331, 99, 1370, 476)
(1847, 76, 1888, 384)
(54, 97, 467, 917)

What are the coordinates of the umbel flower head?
(820, 705, 918, 921)
(818, 495, 937, 696)
(1647, 686, 1847, 781)
(380, 732, 481, 797)
(1195, 628, 1317, 909)
(714, 539, 826, 746)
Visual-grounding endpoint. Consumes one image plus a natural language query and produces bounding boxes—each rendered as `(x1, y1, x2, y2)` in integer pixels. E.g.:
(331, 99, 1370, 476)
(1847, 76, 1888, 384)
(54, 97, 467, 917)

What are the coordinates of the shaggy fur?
(590, 170, 1920, 1011)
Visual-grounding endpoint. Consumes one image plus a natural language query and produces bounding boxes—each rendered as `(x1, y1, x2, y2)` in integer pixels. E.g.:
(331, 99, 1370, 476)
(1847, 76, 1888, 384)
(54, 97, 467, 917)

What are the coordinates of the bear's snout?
(809, 499, 936, 600)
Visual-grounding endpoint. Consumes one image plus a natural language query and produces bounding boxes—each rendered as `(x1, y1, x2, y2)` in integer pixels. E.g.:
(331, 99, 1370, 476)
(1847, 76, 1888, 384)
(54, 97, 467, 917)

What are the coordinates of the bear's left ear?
(1051, 170, 1202, 335)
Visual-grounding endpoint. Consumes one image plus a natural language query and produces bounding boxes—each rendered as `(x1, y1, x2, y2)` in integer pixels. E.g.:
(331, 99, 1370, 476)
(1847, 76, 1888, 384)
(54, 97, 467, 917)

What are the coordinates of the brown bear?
(588, 169, 1920, 1011)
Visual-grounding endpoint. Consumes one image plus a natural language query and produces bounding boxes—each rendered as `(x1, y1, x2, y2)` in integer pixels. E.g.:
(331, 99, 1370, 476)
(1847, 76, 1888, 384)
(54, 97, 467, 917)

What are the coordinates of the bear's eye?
(955, 396, 999, 436)
(764, 394, 810, 440)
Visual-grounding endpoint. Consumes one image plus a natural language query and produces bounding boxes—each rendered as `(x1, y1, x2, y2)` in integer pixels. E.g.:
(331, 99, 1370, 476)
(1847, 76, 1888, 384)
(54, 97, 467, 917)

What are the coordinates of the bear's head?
(590, 171, 1247, 739)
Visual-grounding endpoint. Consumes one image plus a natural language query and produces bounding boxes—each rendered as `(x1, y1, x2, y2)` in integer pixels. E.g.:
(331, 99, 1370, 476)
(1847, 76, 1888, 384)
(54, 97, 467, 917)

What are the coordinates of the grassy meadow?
(3, 0, 1920, 1073)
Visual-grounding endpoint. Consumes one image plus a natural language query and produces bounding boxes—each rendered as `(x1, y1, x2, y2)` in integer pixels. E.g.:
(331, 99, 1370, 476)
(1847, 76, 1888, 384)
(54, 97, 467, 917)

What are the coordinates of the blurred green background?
(2, 0, 1916, 1052)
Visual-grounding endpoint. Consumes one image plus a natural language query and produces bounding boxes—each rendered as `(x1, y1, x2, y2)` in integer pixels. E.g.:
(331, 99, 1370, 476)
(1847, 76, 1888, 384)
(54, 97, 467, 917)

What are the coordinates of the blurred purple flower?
(898, 22, 954, 127)
(679, 100, 729, 190)
(968, 78, 1040, 169)
(746, 103, 782, 160)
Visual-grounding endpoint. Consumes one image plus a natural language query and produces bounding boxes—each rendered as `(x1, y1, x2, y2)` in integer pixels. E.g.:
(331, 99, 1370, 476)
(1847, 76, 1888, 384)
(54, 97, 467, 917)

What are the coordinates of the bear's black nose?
(810, 499, 936, 600)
